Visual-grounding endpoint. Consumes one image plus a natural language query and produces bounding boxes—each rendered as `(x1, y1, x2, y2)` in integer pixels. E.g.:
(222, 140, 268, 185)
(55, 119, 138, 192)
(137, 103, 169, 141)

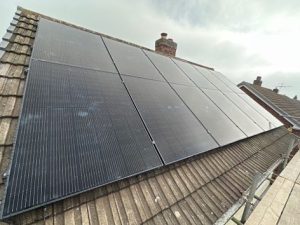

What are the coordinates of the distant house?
(239, 77, 300, 136)
(0, 6, 298, 225)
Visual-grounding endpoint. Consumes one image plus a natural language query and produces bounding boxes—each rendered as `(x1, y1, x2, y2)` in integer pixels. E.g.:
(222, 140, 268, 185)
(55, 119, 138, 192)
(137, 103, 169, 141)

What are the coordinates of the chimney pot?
(253, 76, 262, 86)
(273, 88, 279, 94)
(161, 32, 168, 39)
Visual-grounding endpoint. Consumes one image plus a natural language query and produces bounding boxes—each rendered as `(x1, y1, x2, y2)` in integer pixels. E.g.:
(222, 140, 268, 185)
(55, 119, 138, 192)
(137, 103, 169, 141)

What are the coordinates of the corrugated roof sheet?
(0, 7, 295, 225)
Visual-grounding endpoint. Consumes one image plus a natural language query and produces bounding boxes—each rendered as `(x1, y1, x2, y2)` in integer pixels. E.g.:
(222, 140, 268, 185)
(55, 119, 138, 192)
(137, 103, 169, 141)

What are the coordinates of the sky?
(1, 0, 299, 98)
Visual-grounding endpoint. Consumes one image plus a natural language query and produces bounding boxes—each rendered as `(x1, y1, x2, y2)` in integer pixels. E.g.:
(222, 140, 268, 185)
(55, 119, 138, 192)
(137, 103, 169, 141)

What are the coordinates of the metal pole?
(283, 137, 296, 169)
(241, 173, 261, 223)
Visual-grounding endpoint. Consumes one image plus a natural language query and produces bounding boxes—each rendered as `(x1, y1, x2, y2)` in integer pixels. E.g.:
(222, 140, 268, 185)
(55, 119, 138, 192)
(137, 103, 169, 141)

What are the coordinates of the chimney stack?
(293, 95, 298, 100)
(155, 33, 177, 57)
(253, 76, 262, 86)
(273, 88, 279, 94)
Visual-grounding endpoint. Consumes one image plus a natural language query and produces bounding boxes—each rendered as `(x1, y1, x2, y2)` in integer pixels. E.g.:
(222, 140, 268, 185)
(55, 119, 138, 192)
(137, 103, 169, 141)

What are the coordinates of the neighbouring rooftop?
(239, 77, 300, 133)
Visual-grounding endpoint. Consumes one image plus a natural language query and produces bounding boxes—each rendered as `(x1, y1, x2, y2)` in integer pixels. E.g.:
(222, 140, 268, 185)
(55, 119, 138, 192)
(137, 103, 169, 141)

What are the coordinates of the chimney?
(253, 76, 262, 86)
(293, 95, 297, 100)
(273, 88, 279, 94)
(155, 33, 177, 57)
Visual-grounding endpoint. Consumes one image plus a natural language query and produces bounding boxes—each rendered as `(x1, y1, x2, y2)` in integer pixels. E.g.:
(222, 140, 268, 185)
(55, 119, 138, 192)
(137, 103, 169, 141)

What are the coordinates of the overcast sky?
(1, 0, 299, 98)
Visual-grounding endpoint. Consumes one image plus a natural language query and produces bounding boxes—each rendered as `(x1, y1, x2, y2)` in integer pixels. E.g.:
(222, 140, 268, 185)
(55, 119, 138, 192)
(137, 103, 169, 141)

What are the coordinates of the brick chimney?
(273, 88, 279, 94)
(253, 76, 262, 86)
(155, 33, 177, 57)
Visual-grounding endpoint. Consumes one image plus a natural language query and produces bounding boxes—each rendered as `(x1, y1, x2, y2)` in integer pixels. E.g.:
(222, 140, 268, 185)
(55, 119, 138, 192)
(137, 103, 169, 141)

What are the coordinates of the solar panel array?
(2, 18, 283, 218)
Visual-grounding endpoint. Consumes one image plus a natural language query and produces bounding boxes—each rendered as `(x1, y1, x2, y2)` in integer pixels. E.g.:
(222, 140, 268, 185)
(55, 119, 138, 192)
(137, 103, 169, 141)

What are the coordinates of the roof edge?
(16, 6, 215, 71)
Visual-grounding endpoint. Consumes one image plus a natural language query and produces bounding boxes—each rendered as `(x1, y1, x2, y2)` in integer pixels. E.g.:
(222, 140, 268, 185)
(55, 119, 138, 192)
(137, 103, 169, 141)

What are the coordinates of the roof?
(0, 6, 294, 225)
(239, 82, 300, 130)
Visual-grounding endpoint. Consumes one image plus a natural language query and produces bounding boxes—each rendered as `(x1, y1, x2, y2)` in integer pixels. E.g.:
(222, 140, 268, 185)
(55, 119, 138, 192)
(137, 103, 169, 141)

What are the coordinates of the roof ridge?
(241, 82, 298, 101)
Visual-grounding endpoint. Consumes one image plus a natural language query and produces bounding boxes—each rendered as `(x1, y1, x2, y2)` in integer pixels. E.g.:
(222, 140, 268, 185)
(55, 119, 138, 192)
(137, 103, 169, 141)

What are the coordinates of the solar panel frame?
(2, 60, 163, 218)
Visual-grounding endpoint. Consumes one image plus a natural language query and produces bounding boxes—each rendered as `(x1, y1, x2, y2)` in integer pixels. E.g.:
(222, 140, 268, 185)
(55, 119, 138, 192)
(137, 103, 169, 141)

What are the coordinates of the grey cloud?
(175, 34, 268, 73)
(148, 0, 300, 32)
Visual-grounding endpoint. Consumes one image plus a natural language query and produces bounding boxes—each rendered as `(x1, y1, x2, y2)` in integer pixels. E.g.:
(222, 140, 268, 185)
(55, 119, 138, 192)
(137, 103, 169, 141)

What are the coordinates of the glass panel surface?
(173, 59, 217, 90)
(238, 93, 283, 128)
(196, 66, 233, 92)
(123, 75, 219, 164)
(103, 37, 164, 81)
(223, 92, 272, 131)
(144, 50, 194, 86)
(173, 84, 247, 145)
(33, 18, 116, 73)
(203, 89, 264, 136)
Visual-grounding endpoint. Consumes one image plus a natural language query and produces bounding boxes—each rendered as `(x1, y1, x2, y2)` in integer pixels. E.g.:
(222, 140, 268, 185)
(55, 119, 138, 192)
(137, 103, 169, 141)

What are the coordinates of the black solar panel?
(32, 18, 116, 73)
(203, 89, 264, 136)
(213, 71, 245, 93)
(222, 92, 272, 131)
(122, 75, 219, 164)
(102, 37, 164, 81)
(2, 60, 162, 217)
(238, 93, 282, 128)
(172, 84, 247, 145)
(173, 59, 217, 90)
(196, 66, 233, 92)
(144, 50, 194, 86)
